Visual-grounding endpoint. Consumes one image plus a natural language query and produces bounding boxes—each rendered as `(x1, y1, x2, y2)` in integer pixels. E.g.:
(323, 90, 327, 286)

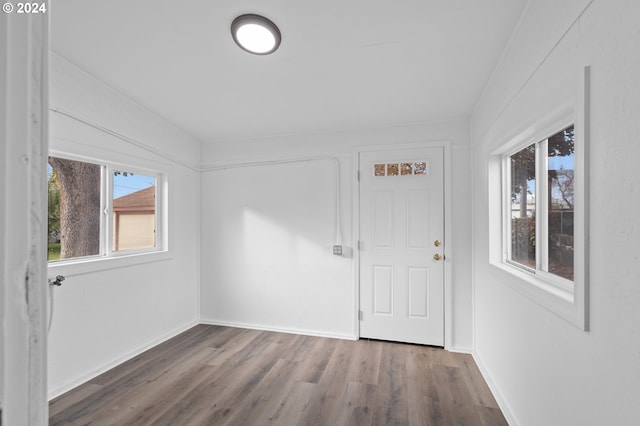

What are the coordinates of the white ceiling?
(51, 0, 526, 143)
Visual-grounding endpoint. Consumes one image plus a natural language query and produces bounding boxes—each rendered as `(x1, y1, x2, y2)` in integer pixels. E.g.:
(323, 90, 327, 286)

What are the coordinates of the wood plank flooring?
(49, 325, 507, 425)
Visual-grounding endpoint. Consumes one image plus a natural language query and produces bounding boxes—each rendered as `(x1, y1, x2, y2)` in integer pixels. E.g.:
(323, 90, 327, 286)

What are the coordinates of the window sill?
(492, 260, 572, 301)
(47, 250, 172, 279)
(489, 260, 587, 330)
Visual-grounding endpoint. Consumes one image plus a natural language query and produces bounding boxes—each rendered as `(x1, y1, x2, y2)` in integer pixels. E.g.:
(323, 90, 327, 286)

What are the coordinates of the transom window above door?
(373, 161, 429, 176)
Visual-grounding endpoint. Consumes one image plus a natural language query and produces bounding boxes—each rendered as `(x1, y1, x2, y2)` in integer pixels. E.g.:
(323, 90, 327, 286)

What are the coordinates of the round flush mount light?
(231, 14, 281, 55)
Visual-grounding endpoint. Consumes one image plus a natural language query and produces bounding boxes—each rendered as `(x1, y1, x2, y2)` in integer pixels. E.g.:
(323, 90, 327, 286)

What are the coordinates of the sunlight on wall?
(243, 208, 326, 282)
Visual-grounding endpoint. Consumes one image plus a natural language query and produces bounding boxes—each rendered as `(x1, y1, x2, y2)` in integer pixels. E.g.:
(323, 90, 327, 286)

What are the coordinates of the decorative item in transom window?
(387, 163, 399, 176)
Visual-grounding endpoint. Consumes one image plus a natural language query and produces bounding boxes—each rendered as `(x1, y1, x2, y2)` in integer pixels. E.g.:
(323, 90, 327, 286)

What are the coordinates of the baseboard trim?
(199, 319, 357, 341)
(48, 319, 199, 401)
(445, 346, 473, 354)
(472, 350, 519, 426)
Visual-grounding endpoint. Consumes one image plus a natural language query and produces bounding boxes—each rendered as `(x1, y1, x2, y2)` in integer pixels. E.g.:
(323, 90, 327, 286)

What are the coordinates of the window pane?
(48, 157, 102, 261)
(112, 171, 156, 251)
(414, 162, 428, 175)
(510, 144, 536, 269)
(547, 126, 575, 280)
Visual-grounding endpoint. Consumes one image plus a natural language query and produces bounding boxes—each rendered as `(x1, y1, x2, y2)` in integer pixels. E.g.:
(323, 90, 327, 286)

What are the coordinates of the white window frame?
(502, 124, 575, 293)
(47, 151, 170, 275)
(502, 141, 536, 275)
(107, 164, 163, 257)
(488, 68, 590, 331)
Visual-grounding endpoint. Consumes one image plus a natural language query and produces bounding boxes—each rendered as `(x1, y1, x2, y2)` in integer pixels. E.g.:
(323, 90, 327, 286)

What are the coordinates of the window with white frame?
(505, 125, 575, 286)
(47, 155, 164, 262)
(491, 111, 588, 330)
(488, 69, 589, 331)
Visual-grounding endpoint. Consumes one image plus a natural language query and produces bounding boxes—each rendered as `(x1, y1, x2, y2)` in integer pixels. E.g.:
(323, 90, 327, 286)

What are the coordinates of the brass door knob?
(433, 253, 442, 261)
(434, 240, 441, 247)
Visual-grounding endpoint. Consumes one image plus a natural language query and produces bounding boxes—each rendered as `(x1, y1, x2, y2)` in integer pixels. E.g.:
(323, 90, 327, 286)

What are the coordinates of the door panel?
(408, 267, 429, 318)
(373, 191, 394, 248)
(407, 190, 430, 249)
(373, 266, 393, 314)
(359, 148, 444, 346)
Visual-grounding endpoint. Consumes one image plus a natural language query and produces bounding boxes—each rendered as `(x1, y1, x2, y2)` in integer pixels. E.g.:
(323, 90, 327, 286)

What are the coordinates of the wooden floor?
(50, 325, 507, 426)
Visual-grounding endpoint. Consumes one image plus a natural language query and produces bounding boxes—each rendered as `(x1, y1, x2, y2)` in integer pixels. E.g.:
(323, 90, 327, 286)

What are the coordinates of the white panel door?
(359, 148, 444, 346)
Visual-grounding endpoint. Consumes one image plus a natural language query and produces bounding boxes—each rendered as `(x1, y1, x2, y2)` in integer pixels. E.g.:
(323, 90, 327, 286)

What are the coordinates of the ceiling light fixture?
(231, 14, 281, 55)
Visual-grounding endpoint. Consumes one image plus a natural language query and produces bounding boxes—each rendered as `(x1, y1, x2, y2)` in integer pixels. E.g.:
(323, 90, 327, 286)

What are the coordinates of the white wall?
(47, 54, 201, 398)
(200, 119, 474, 350)
(471, 0, 640, 424)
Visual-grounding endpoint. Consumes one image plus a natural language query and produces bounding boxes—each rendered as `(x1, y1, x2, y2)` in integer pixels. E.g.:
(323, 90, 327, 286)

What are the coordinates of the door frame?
(352, 142, 453, 349)
(1, 8, 50, 424)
